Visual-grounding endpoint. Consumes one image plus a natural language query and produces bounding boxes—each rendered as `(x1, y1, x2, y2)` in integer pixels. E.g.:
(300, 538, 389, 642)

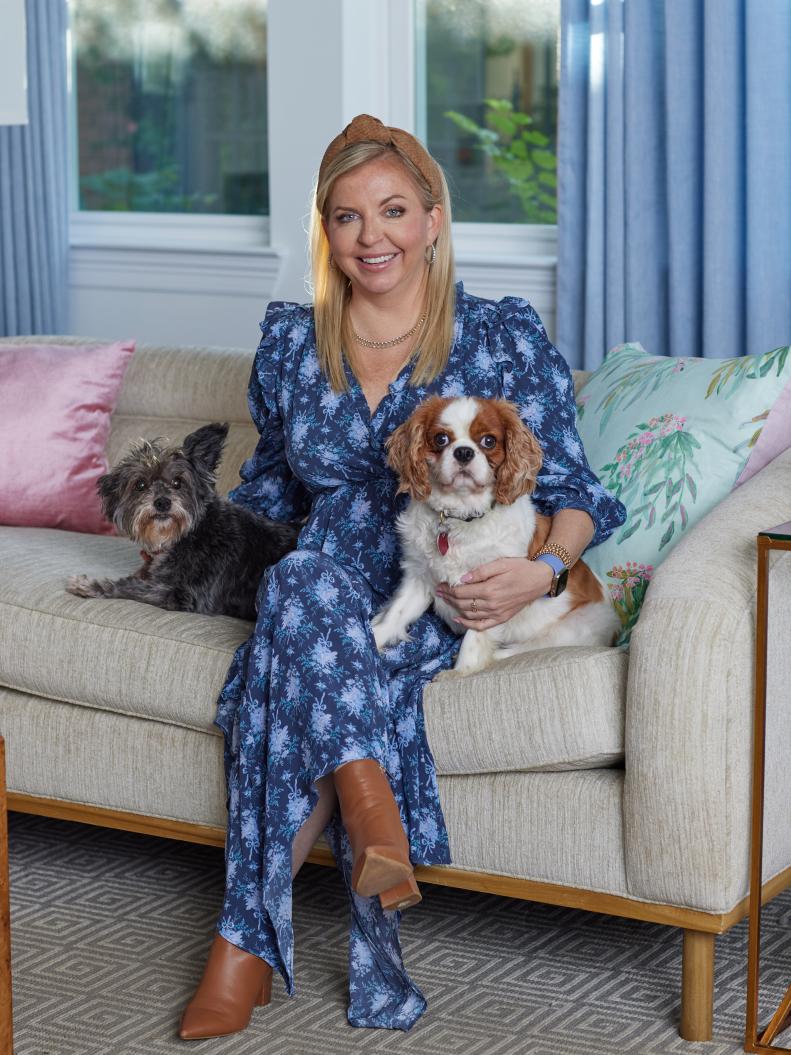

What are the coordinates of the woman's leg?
(183, 552, 391, 1040)
(291, 774, 337, 874)
(182, 768, 339, 1040)
(184, 551, 455, 1037)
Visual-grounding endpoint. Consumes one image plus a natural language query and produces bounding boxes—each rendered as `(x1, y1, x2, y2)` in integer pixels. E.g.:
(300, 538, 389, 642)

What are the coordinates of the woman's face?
(323, 155, 442, 302)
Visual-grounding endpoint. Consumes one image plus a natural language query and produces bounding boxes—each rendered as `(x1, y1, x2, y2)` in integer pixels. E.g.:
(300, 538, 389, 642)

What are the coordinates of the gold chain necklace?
(352, 314, 426, 349)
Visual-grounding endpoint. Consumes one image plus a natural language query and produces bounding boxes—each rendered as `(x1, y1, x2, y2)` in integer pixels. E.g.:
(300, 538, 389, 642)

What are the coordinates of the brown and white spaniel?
(371, 395, 617, 675)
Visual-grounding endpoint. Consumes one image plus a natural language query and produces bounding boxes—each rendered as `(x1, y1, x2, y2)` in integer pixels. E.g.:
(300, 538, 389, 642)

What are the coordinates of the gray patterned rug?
(7, 811, 791, 1055)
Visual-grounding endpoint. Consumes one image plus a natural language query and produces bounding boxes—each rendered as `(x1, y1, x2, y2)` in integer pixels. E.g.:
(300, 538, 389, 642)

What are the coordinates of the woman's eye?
(336, 212, 357, 224)
(135, 480, 146, 491)
(434, 432, 449, 449)
(385, 206, 404, 218)
(480, 435, 496, 450)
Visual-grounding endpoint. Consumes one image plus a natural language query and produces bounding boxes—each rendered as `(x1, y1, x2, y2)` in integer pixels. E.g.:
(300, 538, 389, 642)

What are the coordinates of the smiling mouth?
(359, 253, 397, 268)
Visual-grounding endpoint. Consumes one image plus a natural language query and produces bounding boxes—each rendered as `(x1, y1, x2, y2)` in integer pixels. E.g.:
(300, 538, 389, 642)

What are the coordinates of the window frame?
(67, 0, 556, 282)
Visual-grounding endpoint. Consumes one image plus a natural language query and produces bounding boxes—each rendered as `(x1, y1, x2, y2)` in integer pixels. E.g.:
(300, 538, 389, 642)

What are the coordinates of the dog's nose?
(154, 496, 171, 513)
(453, 446, 475, 464)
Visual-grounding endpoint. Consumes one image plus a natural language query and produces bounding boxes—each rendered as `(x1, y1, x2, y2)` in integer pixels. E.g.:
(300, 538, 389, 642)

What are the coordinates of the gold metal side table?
(746, 523, 791, 1053)
(0, 737, 12, 1055)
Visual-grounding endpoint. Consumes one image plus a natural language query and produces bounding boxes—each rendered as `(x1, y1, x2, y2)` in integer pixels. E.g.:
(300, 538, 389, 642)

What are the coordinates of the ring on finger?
(471, 598, 478, 614)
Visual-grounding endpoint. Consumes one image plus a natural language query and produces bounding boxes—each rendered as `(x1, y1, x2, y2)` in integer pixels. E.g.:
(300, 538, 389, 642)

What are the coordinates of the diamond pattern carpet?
(7, 811, 791, 1054)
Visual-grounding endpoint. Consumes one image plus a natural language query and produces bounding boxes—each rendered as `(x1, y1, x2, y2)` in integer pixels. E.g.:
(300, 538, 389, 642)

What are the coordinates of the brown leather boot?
(334, 758, 421, 911)
(178, 933, 273, 1040)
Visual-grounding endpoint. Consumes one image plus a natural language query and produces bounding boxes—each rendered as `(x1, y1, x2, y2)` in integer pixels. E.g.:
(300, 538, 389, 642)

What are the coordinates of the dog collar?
(435, 504, 494, 556)
(438, 503, 494, 523)
(140, 548, 166, 562)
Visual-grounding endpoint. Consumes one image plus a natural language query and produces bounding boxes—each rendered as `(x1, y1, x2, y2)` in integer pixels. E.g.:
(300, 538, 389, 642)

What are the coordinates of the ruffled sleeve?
(493, 296, 625, 547)
(228, 301, 312, 521)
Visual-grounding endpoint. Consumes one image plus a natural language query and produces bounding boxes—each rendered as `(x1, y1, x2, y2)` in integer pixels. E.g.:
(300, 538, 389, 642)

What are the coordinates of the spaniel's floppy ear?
(386, 396, 447, 501)
(493, 400, 543, 505)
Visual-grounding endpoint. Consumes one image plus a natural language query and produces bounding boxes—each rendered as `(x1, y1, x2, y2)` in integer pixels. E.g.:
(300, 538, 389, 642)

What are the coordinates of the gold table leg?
(745, 532, 791, 1053)
(746, 537, 770, 1050)
(0, 738, 13, 1055)
(761, 984, 791, 1047)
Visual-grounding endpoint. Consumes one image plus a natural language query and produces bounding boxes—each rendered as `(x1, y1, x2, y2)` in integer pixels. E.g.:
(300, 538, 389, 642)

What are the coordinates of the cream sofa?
(2, 334, 791, 1043)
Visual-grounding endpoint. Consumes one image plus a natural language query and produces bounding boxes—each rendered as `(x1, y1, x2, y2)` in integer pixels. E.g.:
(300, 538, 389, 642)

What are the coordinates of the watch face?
(551, 567, 569, 597)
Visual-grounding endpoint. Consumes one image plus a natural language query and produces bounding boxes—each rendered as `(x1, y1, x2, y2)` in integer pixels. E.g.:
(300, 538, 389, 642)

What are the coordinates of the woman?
(179, 114, 625, 1039)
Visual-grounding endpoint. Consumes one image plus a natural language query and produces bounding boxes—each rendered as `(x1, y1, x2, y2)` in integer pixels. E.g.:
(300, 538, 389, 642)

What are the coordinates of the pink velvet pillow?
(736, 373, 791, 486)
(0, 341, 135, 534)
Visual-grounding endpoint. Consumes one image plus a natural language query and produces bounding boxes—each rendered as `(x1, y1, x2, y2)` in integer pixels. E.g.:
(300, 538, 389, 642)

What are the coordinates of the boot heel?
(256, 973, 273, 1007)
(379, 874, 421, 912)
(352, 846, 412, 898)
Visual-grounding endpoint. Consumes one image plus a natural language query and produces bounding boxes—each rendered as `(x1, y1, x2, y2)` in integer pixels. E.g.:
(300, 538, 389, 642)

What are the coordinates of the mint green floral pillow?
(576, 342, 791, 645)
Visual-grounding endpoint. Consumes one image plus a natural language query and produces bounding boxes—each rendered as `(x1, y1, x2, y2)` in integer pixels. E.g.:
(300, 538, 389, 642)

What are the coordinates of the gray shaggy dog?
(67, 422, 300, 620)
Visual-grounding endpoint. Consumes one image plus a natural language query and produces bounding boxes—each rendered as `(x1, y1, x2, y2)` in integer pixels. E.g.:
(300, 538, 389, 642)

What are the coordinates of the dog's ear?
(493, 400, 543, 505)
(96, 469, 123, 523)
(386, 397, 447, 501)
(182, 422, 229, 475)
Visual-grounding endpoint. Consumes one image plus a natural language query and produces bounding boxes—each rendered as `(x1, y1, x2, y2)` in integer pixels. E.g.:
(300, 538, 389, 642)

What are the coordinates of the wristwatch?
(531, 549, 569, 598)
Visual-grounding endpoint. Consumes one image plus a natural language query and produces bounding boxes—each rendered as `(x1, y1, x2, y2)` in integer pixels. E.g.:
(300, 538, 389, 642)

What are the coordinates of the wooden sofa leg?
(680, 930, 715, 1041)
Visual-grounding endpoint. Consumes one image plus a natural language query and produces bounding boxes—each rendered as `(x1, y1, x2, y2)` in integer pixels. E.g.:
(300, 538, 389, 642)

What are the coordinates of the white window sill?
(69, 211, 272, 255)
(452, 222, 557, 265)
(70, 212, 554, 262)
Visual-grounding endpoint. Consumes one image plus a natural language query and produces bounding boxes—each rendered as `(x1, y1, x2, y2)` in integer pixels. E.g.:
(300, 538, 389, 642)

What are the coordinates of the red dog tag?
(436, 530, 449, 556)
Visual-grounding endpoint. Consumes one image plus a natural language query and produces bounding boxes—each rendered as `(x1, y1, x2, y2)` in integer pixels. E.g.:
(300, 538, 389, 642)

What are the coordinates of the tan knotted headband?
(317, 114, 442, 200)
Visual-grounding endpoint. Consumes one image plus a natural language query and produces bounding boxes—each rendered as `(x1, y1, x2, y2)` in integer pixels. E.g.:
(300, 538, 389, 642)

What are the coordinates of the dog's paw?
(66, 574, 99, 598)
(371, 620, 411, 652)
(452, 662, 489, 677)
(432, 667, 463, 683)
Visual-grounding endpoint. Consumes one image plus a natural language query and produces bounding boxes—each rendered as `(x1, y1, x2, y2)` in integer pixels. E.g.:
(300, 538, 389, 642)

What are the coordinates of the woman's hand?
(436, 557, 553, 632)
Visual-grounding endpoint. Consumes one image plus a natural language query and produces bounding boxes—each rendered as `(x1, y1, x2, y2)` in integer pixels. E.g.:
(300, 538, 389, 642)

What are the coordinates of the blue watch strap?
(533, 552, 566, 576)
(533, 552, 566, 597)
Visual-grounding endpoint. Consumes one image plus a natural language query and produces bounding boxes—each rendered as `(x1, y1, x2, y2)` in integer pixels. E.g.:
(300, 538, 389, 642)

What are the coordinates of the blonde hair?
(310, 140, 456, 393)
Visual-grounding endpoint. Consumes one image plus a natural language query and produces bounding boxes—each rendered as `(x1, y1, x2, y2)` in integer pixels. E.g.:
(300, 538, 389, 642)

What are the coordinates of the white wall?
(67, 0, 557, 348)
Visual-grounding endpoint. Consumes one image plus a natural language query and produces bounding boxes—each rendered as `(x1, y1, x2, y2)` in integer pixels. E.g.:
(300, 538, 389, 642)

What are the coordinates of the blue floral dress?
(215, 283, 625, 1030)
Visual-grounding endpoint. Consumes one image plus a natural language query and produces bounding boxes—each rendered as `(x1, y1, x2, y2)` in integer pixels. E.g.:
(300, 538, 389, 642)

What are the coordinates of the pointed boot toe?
(179, 934, 273, 1041)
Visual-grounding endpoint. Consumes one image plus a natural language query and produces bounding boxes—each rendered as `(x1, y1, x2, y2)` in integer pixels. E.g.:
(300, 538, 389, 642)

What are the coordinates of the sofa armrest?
(623, 446, 791, 912)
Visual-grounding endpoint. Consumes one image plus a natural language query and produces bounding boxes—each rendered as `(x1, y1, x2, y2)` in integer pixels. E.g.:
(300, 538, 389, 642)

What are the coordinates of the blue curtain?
(558, 0, 791, 370)
(0, 0, 69, 336)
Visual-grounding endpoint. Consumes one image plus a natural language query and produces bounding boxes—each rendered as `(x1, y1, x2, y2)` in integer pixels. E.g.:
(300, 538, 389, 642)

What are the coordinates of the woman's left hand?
(436, 557, 554, 631)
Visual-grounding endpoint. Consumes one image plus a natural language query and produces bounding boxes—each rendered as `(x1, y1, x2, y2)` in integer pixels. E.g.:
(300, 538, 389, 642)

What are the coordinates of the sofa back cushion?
(107, 342, 260, 497)
(2, 336, 590, 505)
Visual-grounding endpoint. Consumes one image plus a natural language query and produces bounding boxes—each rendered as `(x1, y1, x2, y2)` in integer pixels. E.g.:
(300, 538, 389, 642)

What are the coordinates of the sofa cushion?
(423, 646, 626, 774)
(0, 525, 627, 773)
(0, 526, 249, 734)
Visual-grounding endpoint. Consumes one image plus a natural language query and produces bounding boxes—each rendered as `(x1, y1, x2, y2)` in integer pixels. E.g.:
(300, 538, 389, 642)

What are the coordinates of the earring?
(329, 254, 336, 270)
(425, 243, 436, 266)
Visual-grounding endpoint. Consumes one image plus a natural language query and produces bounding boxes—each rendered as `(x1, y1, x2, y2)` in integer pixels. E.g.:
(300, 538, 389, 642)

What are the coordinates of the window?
(71, 0, 268, 216)
(418, 0, 559, 225)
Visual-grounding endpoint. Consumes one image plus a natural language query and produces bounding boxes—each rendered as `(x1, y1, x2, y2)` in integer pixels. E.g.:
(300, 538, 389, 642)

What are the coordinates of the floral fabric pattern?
(576, 341, 791, 645)
(598, 414, 700, 551)
(215, 283, 625, 1030)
